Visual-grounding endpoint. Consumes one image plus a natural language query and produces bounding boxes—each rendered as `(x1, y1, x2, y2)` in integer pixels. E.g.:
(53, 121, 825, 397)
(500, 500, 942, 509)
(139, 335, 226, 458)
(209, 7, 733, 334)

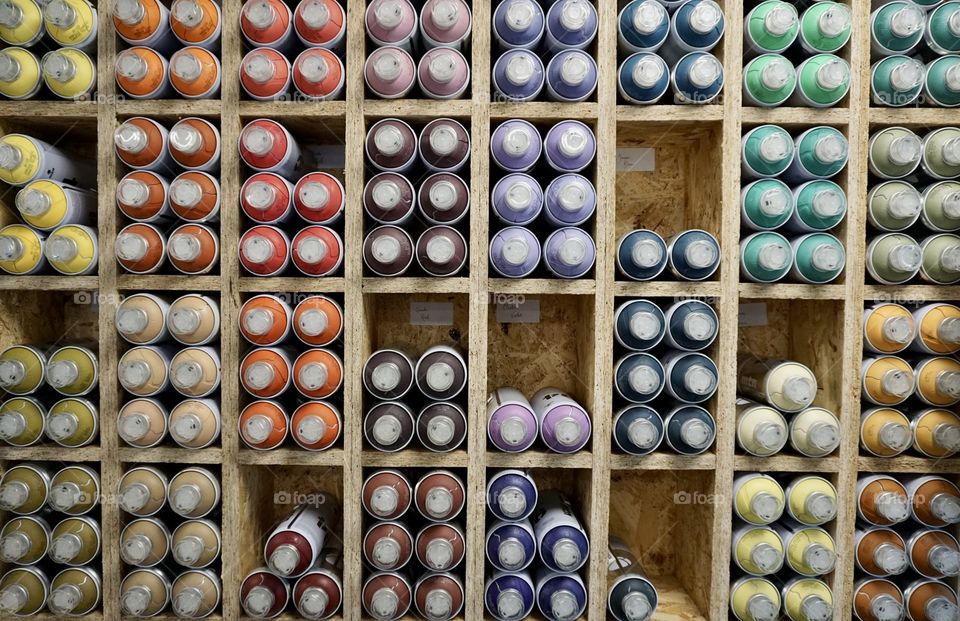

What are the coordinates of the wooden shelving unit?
(0, 1, 959, 620)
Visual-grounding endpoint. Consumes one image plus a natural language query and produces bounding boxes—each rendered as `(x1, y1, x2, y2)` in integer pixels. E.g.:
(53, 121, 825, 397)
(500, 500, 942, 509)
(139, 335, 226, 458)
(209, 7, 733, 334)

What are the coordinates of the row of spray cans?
(117, 465, 222, 618)
(238, 294, 343, 452)
(484, 471, 592, 621)
(364, 0, 470, 99)
(617, 228, 722, 281)
(0, 45, 95, 100)
(861, 301, 960, 460)
(0, 132, 97, 276)
(852, 474, 960, 621)
(363, 345, 467, 453)
(870, 1, 960, 107)
(741, 125, 849, 284)
(363, 117, 469, 277)
(493, 0, 598, 103)
(0, 462, 102, 616)
(360, 469, 464, 621)
(612, 298, 718, 455)
(730, 473, 837, 621)
(487, 387, 591, 454)
(489, 119, 596, 279)
(237, 118, 345, 278)
(616, 0, 724, 105)
(867, 127, 960, 285)
(0, 0, 96, 50)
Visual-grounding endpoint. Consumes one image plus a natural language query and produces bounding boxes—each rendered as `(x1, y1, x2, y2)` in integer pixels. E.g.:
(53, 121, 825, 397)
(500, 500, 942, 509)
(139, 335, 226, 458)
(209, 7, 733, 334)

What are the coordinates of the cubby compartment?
(486, 293, 595, 457)
(609, 469, 714, 621)
(361, 292, 469, 460)
(614, 120, 723, 282)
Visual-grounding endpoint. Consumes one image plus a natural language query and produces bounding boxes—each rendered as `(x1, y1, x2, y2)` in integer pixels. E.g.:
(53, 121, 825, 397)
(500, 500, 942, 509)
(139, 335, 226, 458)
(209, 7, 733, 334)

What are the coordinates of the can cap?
(758, 187, 790, 218)
(557, 177, 587, 212)
(429, 180, 459, 211)
(297, 235, 331, 265)
(810, 188, 842, 217)
(497, 485, 527, 518)
(887, 241, 921, 273)
(763, 4, 796, 36)
(372, 179, 402, 210)
(804, 491, 837, 522)
(426, 234, 456, 265)
(117, 232, 151, 262)
(0, 480, 27, 510)
(0, 410, 25, 439)
(629, 310, 662, 341)
(623, 591, 653, 621)
(628, 363, 659, 395)
(300, 52, 331, 83)
(120, 411, 151, 442)
(170, 124, 203, 155)
(47, 411, 79, 440)
(425, 486, 454, 517)
(374, 124, 406, 157)
(374, 0, 404, 28)
(891, 4, 924, 38)
(172, 0, 204, 28)
(371, 361, 401, 392)
(119, 481, 150, 512)
(172, 178, 204, 209)
(171, 230, 204, 262)
(115, 0, 146, 26)
(299, 181, 330, 210)
(889, 134, 921, 166)
(630, 238, 663, 270)
(373, 536, 400, 566)
(42, 51, 76, 83)
(888, 189, 921, 220)
(244, 361, 277, 391)
(0, 358, 25, 388)
(429, 124, 459, 157)
(870, 594, 903, 621)
(173, 586, 205, 617)
(50, 481, 82, 511)
(371, 234, 402, 263)
(878, 420, 910, 451)
(633, 0, 665, 35)
(506, 52, 536, 86)
(930, 543, 960, 575)
(424, 587, 453, 620)
(426, 414, 455, 445)
(245, 0, 277, 29)
(505, 179, 534, 211)
(431, 0, 460, 30)
(552, 537, 581, 570)
(122, 533, 153, 564)
(632, 55, 664, 89)
(241, 235, 275, 264)
(684, 364, 717, 396)
(554, 416, 582, 446)
(689, 0, 721, 34)
(880, 368, 912, 398)
(243, 414, 274, 444)
(0, 234, 23, 261)
(244, 52, 275, 83)
(118, 178, 150, 207)
(932, 492, 960, 523)
(680, 417, 712, 448)
(244, 585, 275, 616)
(758, 132, 790, 164)
(497, 588, 525, 619)
(372, 413, 402, 445)
(549, 588, 579, 620)
(751, 541, 782, 572)
(172, 50, 205, 82)
(171, 308, 203, 338)
(116, 50, 149, 80)
(370, 484, 399, 516)
(171, 360, 203, 390)
(558, 125, 589, 158)
(747, 594, 778, 621)
(373, 50, 403, 81)
(121, 585, 152, 616)
(944, 191, 960, 219)
(811, 243, 842, 272)
(503, 126, 532, 155)
(559, 0, 590, 31)
(44, 0, 77, 28)
(301, 0, 331, 28)
(371, 587, 399, 618)
(890, 58, 923, 91)
(0, 142, 22, 170)
(171, 483, 202, 514)
(0, 2, 23, 29)
(750, 491, 782, 522)
(299, 587, 329, 617)
(16, 188, 54, 218)
(50, 533, 81, 563)
(172, 412, 202, 442)
(685, 239, 718, 269)
(947, 64, 960, 93)
(807, 421, 839, 453)
(47, 359, 79, 389)
(560, 52, 590, 87)
(46, 233, 79, 263)
(425, 537, 453, 568)
(758, 240, 789, 271)
(243, 125, 276, 157)
(758, 58, 790, 92)
(427, 50, 458, 83)
(557, 236, 587, 267)
(782, 376, 814, 407)
(876, 490, 909, 522)
(500, 416, 529, 446)
(627, 417, 659, 449)
(502, 233, 531, 266)
(799, 595, 832, 621)
(299, 361, 330, 391)
(943, 137, 960, 167)
(927, 597, 960, 621)
(818, 4, 850, 38)
(684, 311, 717, 342)
(754, 421, 785, 450)
(814, 134, 847, 165)
(505, 0, 535, 32)
(0, 532, 28, 561)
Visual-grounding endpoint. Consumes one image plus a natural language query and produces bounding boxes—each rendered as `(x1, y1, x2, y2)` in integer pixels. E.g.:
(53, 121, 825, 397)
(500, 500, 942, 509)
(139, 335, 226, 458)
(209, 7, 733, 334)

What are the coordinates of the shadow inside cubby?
(615, 120, 722, 281)
(483, 466, 594, 621)
(737, 298, 844, 423)
(0, 116, 98, 226)
(0, 289, 101, 448)
(609, 469, 714, 621)
(486, 293, 595, 454)
(360, 292, 469, 457)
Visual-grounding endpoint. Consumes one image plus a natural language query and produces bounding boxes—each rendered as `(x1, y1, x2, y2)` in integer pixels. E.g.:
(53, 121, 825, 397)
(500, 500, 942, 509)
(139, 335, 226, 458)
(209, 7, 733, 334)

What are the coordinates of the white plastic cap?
(244, 361, 276, 391)
(371, 587, 399, 619)
(374, 0, 404, 29)
(879, 421, 911, 450)
(424, 587, 453, 621)
(811, 243, 843, 272)
(427, 51, 457, 83)
(622, 592, 653, 621)
(503, 126, 532, 155)
(808, 421, 840, 453)
(0, 1, 23, 29)
(754, 421, 785, 450)
(425, 537, 453, 568)
(504, 179, 534, 211)
(244, 52, 275, 84)
(49, 481, 82, 512)
(942, 137, 960, 167)
(299, 181, 330, 210)
(120, 411, 151, 442)
(121, 585, 152, 616)
(633, 0, 665, 35)
(243, 414, 273, 444)
(370, 484, 399, 516)
(373, 50, 402, 81)
(783, 376, 815, 407)
(750, 491, 782, 522)
(751, 542, 782, 572)
(501, 234, 531, 266)
(632, 55, 665, 89)
(629, 310, 662, 341)
(888, 241, 922, 272)
(299, 587, 330, 618)
(818, 4, 850, 38)
(429, 180, 459, 211)
(299, 52, 330, 83)
(298, 361, 329, 391)
(116, 50, 148, 81)
(559, 52, 590, 86)
(0, 532, 28, 562)
(0, 52, 20, 83)
(172, 412, 202, 442)
(891, 4, 924, 38)
(880, 368, 911, 398)
(552, 538, 582, 570)
(630, 238, 664, 269)
(758, 240, 789, 271)
(500, 416, 528, 446)
(815, 58, 849, 90)
(747, 595, 778, 621)
(372, 179, 402, 210)
(296, 235, 329, 265)
(549, 588, 579, 621)
(876, 491, 909, 522)
(171, 50, 203, 82)
(685, 239, 718, 269)
(269, 543, 300, 575)
(504, 0, 535, 32)
(890, 58, 924, 92)
(373, 536, 400, 567)
(685, 364, 717, 396)
(800, 596, 832, 621)
(0, 142, 22, 170)
(244, 0, 277, 29)
(760, 58, 792, 90)
(497, 485, 527, 518)
(814, 134, 847, 165)
(0, 411, 25, 440)
(557, 236, 587, 267)
(242, 126, 276, 157)
(497, 589, 524, 619)
(888, 189, 921, 219)
(425, 361, 456, 394)
(927, 598, 960, 621)
(931, 492, 960, 523)
(118, 178, 150, 207)
(374, 124, 406, 157)
(371, 234, 402, 264)
(426, 234, 456, 266)
(244, 586, 275, 617)
(372, 413, 402, 445)
(45, 233, 79, 263)
(301, 0, 331, 28)
(121, 533, 153, 564)
(16, 188, 53, 218)
(505, 52, 536, 86)
(173, 586, 204, 618)
(558, 0, 590, 31)
(557, 125, 589, 158)
(556, 177, 587, 212)
(47, 359, 79, 389)
(889, 134, 922, 166)
(241, 235, 275, 265)
(805, 491, 837, 522)
(370, 361, 401, 393)
(763, 3, 797, 36)
(812, 189, 843, 217)
(680, 417, 712, 448)
(170, 308, 202, 338)
(44, 0, 77, 28)
(689, 0, 722, 35)
(870, 594, 904, 621)
(171, 482, 203, 514)
(930, 544, 960, 575)
(171, 178, 204, 209)
(116, 232, 149, 262)
(115, 0, 146, 26)
(0, 235, 22, 261)
(119, 482, 150, 513)
(627, 363, 660, 396)
(50, 533, 81, 563)
(172, 0, 204, 28)
(759, 132, 790, 164)
(425, 486, 454, 517)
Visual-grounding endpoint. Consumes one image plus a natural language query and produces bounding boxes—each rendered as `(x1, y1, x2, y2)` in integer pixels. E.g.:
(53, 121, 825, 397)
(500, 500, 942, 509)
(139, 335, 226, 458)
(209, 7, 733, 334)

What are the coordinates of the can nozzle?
(120, 411, 151, 442)
(876, 490, 909, 522)
(244, 585, 275, 617)
(242, 126, 276, 157)
(121, 585, 153, 616)
(424, 588, 453, 621)
(684, 364, 717, 396)
(374, 0, 404, 29)
(811, 243, 843, 272)
(684, 239, 718, 269)
(627, 417, 659, 449)
(243, 52, 274, 84)
(501, 234, 531, 266)
(888, 189, 921, 220)
(557, 235, 587, 267)
(371, 413, 402, 445)
(299, 587, 330, 618)
(116, 50, 149, 81)
(549, 588, 579, 621)
(373, 124, 406, 157)
(370, 234, 402, 264)
(930, 543, 960, 575)
(559, 52, 590, 87)
(426, 413, 455, 445)
(170, 123, 203, 155)
(925, 597, 958, 621)
(680, 417, 713, 448)
(49, 481, 82, 512)
(0, 142, 23, 170)
(889, 134, 922, 167)
(370, 484, 399, 516)
(299, 52, 331, 84)
(799, 595, 832, 621)
(372, 535, 400, 567)
(757, 240, 789, 271)
(870, 594, 904, 621)
(0, 531, 29, 562)
(814, 134, 847, 165)
(0, 409, 25, 440)
(747, 594, 778, 621)
(751, 541, 783, 573)
(171, 482, 202, 514)
(172, 412, 202, 442)
(497, 537, 524, 568)
(557, 125, 589, 158)
(758, 132, 790, 164)
(753, 420, 785, 451)
(880, 368, 912, 398)
(173, 586, 204, 618)
(50, 532, 82, 563)
(121, 533, 153, 564)
(424, 486, 454, 518)
(431, 0, 459, 30)
(372, 50, 402, 81)
(760, 58, 793, 90)
(372, 179, 402, 210)
(750, 491, 783, 522)
(371, 587, 399, 619)
(812, 188, 843, 217)
(241, 235, 275, 266)
(0, 52, 20, 83)
(244, 360, 276, 392)
(0, 1, 23, 29)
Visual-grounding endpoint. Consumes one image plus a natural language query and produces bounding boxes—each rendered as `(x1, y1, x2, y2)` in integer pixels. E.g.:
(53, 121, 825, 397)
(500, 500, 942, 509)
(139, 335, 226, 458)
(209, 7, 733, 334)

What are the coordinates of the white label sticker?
(738, 302, 768, 327)
(410, 302, 454, 325)
(616, 148, 655, 172)
(496, 299, 540, 323)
